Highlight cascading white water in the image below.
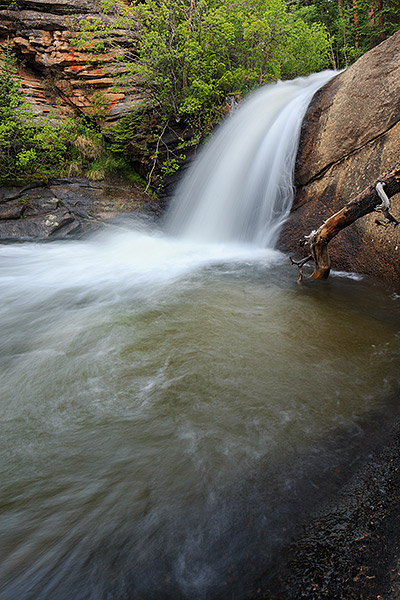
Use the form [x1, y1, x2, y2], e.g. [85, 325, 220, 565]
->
[166, 71, 335, 247]
[1, 71, 400, 600]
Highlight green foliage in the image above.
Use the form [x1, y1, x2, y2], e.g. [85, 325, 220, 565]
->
[71, 0, 399, 189]
[0, 42, 74, 184]
[71, 0, 332, 188]
[73, 0, 331, 135]
[85, 153, 142, 182]
[128, 0, 331, 133]
[161, 155, 186, 178]
[0, 42, 145, 186]
[0, 41, 21, 110]
[106, 109, 160, 157]
[71, 0, 136, 57]
[292, 0, 400, 69]
[280, 20, 332, 78]
[82, 90, 111, 126]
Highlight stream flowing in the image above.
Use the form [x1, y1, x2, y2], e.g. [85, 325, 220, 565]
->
[1, 73, 400, 600]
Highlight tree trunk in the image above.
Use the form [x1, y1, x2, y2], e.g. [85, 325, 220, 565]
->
[376, 0, 386, 40]
[352, 0, 360, 47]
[291, 161, 400, 280]
[338, 0, 349, 66]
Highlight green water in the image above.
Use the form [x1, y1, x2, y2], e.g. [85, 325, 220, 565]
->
[0, 228, 399, 599]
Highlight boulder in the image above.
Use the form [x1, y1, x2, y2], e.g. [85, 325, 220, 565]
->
[0, 0, 147, 122]
[279, 31, 400, 287]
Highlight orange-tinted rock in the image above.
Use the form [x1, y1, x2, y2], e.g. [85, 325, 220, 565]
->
[0, 0, 143, 122]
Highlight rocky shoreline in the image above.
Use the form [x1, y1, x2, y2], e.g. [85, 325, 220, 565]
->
[0, 177, 160, 242]
[251, 414, 400, 599]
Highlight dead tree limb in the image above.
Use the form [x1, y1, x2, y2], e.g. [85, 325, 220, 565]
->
[289, 254, 313, 281]
[292, 160, 400, 281]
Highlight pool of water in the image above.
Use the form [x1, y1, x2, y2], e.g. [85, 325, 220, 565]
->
[0, 222, 399, 599]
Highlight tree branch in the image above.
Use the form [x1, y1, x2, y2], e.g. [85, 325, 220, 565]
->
[145, 120, 169, 193]
[292, 160, 400, 281]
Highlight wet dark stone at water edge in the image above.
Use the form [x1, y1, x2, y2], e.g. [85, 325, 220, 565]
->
[249, 422, 400, 600]
[0, 177, 159, 241]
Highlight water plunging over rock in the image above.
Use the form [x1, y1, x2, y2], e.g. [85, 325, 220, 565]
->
[166, 72, 335, 248]
[0, 70, 399, 600]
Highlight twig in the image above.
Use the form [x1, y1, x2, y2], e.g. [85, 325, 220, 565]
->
[145, 120, 169, 193]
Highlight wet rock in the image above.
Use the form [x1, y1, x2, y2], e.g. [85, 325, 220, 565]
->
[0, 182, 88, 239]
[279, 31, 400, 287]
[249, 421, 400, 600]
[0, 209, 80, 239]
[0, 177, 157, 241]
[0, 204, 23, 219]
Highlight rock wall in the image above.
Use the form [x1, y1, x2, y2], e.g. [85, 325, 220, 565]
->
[0, 0, 147, 122]
[0, 177, 158, 240]
[279, 31, 400, 287]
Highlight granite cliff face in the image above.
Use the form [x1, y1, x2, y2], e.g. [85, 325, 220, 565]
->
[279, 31, 400, 286]
[0, 0, 146, 122]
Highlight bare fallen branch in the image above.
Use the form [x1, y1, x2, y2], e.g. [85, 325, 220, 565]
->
[289, 254, 313, 282]
[291, 160, 400, 280]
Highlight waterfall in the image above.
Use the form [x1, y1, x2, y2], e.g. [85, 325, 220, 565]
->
[2, 70, 400, 600]
[166, 71, 336, 248]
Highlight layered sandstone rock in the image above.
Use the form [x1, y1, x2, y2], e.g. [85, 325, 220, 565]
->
[0, 0, 147, 121]
[279, 31, 400, 287]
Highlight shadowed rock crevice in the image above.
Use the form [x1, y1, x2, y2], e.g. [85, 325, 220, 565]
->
[0, 177, 159, 240]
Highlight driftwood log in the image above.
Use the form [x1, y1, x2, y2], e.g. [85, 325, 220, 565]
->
[290, 161, 400, 281]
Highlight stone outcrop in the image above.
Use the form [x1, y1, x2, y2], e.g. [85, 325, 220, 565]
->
[279, 31, 400, 287]
[0, 0, 192, 186]
[0, 0, 147, 122]
[0, 178, 158, 240]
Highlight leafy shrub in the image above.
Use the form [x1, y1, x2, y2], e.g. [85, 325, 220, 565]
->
[0, 42, 144, 186]
[129, 0, 332, 133]
[0, 42, 73, 184]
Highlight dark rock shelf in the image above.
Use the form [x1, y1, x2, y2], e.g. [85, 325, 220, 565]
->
[0, 177, 158, 241]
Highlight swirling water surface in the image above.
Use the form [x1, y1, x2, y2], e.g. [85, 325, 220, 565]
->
[0, 224, 399, 600]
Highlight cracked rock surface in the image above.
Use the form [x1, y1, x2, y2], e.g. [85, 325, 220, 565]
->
[279, 31, 400, 288]
[0, 177, 158, 241]
[0, 0, 145, 123]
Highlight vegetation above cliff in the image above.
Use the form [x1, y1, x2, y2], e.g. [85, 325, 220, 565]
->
[0, 43, 72, 185]
[131, 0, 330, 131]
[75, 0, 331, 135]
[1, 0, 399, 189]
[70, 0, 333, 190]
[73, 0, 399, 190]
[0, 41, 141, 186]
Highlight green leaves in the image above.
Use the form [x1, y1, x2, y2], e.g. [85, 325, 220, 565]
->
[0, 44, 107, 184]
[0, 107, 73, 184]
[281, 19, 332, 78]
[0, 41, 22, 111]
[70, 0, 334, 188]
[130, 0, 331, 133]
[293, 0, 400, 70]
